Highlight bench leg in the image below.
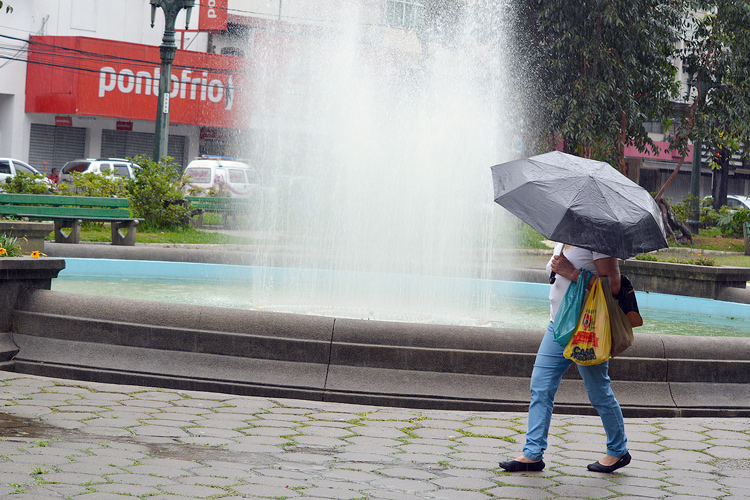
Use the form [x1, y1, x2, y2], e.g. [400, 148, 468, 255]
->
[111, 220, 139, 246]
[53, 220, 82, 244]
[222, 212, 239, 229]
[189, 210, 204, 228]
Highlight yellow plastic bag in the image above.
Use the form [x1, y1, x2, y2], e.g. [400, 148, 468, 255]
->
[563, 277, 611, 366]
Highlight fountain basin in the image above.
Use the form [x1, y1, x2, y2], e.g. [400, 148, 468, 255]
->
[2, 255, 749, 417]
[621, 259, 750, 299]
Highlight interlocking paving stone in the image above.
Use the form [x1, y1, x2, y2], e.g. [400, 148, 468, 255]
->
[233, 483, 302, 497]
[401, 443, 453, 454]
[94, 482, 161, 496]
[378, 467, 438, 480]
[176, 475, 240, 487]
[665, 484, 726, 496]
[705, 446, 750, 459]
[343, 443, 394, 454]
[412, 427, 461, 439]
[610, 484, 676, 497]
[658, 439, 711, 450]
[1, 374, 749, 499]
[430, 489, 497, 500]
[485, 485, 555, 499]
[430, 475, 496, 489]
[159, 483, 230, 496]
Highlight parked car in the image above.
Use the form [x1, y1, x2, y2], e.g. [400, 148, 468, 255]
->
[183, 157, 259, 197]
[726, 194, 750, 211]
[0, 158, 48, 187]
[704, 194, 750, 211]
[60, 158, 140, 183]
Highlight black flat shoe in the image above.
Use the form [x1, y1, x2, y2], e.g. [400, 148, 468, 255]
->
[499, 459, 545, 472]
[587, 452, 631, 473]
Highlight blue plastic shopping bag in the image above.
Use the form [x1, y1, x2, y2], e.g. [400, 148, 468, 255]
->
[553, 268, 592, 347]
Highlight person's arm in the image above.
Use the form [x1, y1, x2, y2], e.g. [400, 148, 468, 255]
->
[550, 254, 621, 295]
[594, 256, 621, 295]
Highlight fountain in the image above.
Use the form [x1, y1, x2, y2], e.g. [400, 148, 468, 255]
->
[242, 2, 521, 321]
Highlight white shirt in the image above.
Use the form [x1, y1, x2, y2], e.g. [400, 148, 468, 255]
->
[547, 243, 609, 321]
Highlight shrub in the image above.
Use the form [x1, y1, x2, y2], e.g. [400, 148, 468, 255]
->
[3, 171, 53, 194]
[717, 207, 749, 238]
[126, 155, 191, 230]
[672, 195, 720, 229]
[57, 171, 128, 198]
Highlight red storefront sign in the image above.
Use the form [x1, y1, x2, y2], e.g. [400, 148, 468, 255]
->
[199, 0, 228, 32]
[116, 120, 133, 131]
[26, 36, 247, 129]
[55, 116, 72, 127]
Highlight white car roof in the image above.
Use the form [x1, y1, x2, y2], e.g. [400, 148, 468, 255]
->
[186, 159, 253, 170]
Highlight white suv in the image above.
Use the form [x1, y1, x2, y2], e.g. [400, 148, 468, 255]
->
[60, 158, 140, 183]
[0, 158, 46, 185]
[183, 157, 259, 197]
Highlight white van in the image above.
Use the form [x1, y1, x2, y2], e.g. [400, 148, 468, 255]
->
[183, 157, 259, 197]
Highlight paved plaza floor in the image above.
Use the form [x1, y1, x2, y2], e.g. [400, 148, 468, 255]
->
[0, 373, 748, 499]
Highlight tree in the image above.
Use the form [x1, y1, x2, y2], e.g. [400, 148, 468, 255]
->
[514, 0, 684, 173]
[0, 2, 12, 13]
[674, 1, 750, 210]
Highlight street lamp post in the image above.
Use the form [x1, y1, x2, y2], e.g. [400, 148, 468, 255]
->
[150, 0, 193, 162]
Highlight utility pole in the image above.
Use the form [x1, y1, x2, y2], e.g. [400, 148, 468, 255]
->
[687, 139, 702, 235]
[150, 0, 194, 162]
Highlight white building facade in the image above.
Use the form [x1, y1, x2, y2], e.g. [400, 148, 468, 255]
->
[0, 0, 423, 174]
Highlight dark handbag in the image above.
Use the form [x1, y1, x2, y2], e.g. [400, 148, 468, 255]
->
[616, 275, 642, 327]
[600, 277, 634, 358]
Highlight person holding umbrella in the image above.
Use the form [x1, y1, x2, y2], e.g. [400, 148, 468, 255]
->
[491, 151, 669, 473]
[499, 243, 630, 473]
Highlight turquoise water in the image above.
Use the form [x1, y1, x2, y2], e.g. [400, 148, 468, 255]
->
[51, 258, 750, 338]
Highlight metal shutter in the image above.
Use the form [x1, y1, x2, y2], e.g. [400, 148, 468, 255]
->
[29, 124, 86, 173]
[101, 130, 186, 169]
[101, 129, 127, 158]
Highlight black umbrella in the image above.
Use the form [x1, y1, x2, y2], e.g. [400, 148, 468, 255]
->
[491, 150, 668, 261]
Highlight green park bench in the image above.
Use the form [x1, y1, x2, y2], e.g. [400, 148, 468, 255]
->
[0, 193, 142, 246]
[186, 196, 253, 228]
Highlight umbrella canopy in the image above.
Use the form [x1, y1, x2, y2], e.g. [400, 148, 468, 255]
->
[491, 151, 668, 260]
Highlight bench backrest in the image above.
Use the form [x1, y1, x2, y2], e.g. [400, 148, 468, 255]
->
[186, 196, 252, 210]
[0, 193, 131, 219]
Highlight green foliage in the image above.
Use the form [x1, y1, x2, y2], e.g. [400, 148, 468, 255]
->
[3, 171, 53, 194]
[516, 224, 549, 249]
[676, 1, 750, 201]
[680, 2, 750, 155]
[0, 233, 23, 256]
[57, 172, 128, 198]
[671, 195, 719, 228]
[126, 155, 191, 230]
[716, 207, 749, 238]
[514, 0, 683, 166]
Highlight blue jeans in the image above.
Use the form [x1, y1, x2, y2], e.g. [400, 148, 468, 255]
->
[522, 321, 628, 461]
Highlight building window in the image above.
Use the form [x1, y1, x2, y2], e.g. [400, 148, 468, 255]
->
[221, 47, 245, 57]
[386, 0, 423, 29]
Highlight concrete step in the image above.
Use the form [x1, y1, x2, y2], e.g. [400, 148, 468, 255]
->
[7, 289, 750, 417]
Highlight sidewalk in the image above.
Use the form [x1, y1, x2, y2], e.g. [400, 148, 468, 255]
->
[1, 373, 748, 499]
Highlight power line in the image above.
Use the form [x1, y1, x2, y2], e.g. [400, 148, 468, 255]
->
[0, 34, 246, 77]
